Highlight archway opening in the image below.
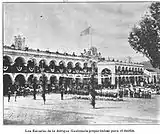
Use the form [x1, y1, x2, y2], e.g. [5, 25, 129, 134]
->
[3, 74, 13, 95]
[75, 62, 81, 73]
[67, 62, 73, 73]
[15, 74, 26, 87]
[14, 57, 26, 72]
[59, 61, 66, 73]
[27, 74, 34, 86]
[49, 75, 58, 93]
[3, 56, 12, 72]
[49, 60, 56, 73]
[50, 75, 57, 85]
[101, 68, 111, 88]
[39, 59, 47, 72]
[27, 59, 36, 73]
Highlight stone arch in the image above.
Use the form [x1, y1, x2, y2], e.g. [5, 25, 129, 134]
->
[75, 62, 82, 68]
[101, 68, 111, 76]
[59, 76, 65, 86]
[49, 60, 57, 66]
[121, 66, 125, 71]
[121, 76, 125, 85]
[27, 74, 34, 85]
[91, 61, 97, 68]
[14, 57, 26, 72]
[39, 74, 48, 82]
[15, 74, 26, 86]
[14, 56, 26, 65]
[28, 58, 37, 65]
[83, 62, 88, 69]
[59, 60, 66, 67]
[67, 61, 74, 68]
[49, 60, 57, 72]
[3, 56, 13, 72]
[39, 59, 48, 72]
[39, 59, 47, 66]
[154, 75, 157, 83]
[126, 76, 130, 83]
[118, 66, 121, 71]
[3, 55, 13, 65]
[135, 68, 137, 72]
[27, 59, 37, 72]
[50, 75, 58, 84]
[3, 74, 13, 95]
[66, 61, 74, 73]
[125, 67, 128, 71]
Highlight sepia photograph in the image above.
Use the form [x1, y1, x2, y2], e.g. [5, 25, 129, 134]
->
[2, 1, 160, 125]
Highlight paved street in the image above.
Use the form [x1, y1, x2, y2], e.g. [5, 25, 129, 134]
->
[3, 93, 160, 125]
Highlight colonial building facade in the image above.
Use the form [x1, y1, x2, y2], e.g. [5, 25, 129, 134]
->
[3, 35, 145, 95]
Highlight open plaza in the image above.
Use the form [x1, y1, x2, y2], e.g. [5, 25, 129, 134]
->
[3, 34, 160, 124]
[4, 93, 160, 125]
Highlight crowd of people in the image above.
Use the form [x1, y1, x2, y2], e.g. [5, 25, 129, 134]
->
[6, 79, 97, 108]
[6, 79, 159, 109]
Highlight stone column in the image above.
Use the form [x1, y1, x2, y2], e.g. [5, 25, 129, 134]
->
[111, 73, 115, 85]
[98, 68, 102, 85]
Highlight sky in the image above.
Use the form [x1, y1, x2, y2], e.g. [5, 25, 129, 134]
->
[4, 2, 152, 62]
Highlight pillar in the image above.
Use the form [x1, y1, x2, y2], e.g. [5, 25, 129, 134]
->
[111, 72, 115, 85]
[98, 68, 102, 85]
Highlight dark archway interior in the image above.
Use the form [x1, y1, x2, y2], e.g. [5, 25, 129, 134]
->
[101, 68, 111, 75]
[15, 74, 26, 87]
[3, 56, 12, 66]
[50, 76, 57, 84]
[3, 75, 12, 95]
[15, 57, 25, 66]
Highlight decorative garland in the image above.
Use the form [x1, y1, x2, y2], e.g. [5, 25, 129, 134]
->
[60, 69, 63, 73]
[83, 68, 87, 73]
[3, 66, 8, 71]
[75, 69, 80, 73]
[51, 68, 55, 72]
[16, 66, 22, 72]
[68, 68, 72, 73]
[29, 67, 34, 72]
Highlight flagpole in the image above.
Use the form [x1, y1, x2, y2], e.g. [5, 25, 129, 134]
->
[89, 25, 92, 49]
[90, 26, 92, 48]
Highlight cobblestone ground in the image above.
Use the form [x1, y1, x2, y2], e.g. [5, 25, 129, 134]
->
[3, 93, 160, 125]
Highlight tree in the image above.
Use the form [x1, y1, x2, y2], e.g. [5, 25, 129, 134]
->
[128, 2, 160, 69]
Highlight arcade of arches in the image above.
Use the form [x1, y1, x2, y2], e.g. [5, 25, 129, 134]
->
[3, 54, 145, 95]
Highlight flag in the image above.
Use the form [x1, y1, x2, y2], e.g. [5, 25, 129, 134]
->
[80, 26, 91, 36]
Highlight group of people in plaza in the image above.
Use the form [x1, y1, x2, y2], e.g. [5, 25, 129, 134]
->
[6, 74, 158, 109]
[7, 83, 19, 102]
[6, 77, 97, 108]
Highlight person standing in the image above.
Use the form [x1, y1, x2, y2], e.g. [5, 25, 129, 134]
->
[90, 88, 96, 109]
[23, 85, 27, 97]
[14, 86, 18, 102]
[42, 91, 46, 104]
[7, 85, 11, 102]
[60, 83, 65, 100]
[42, 80, 46, 104]
[33, 83, 37, 100]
